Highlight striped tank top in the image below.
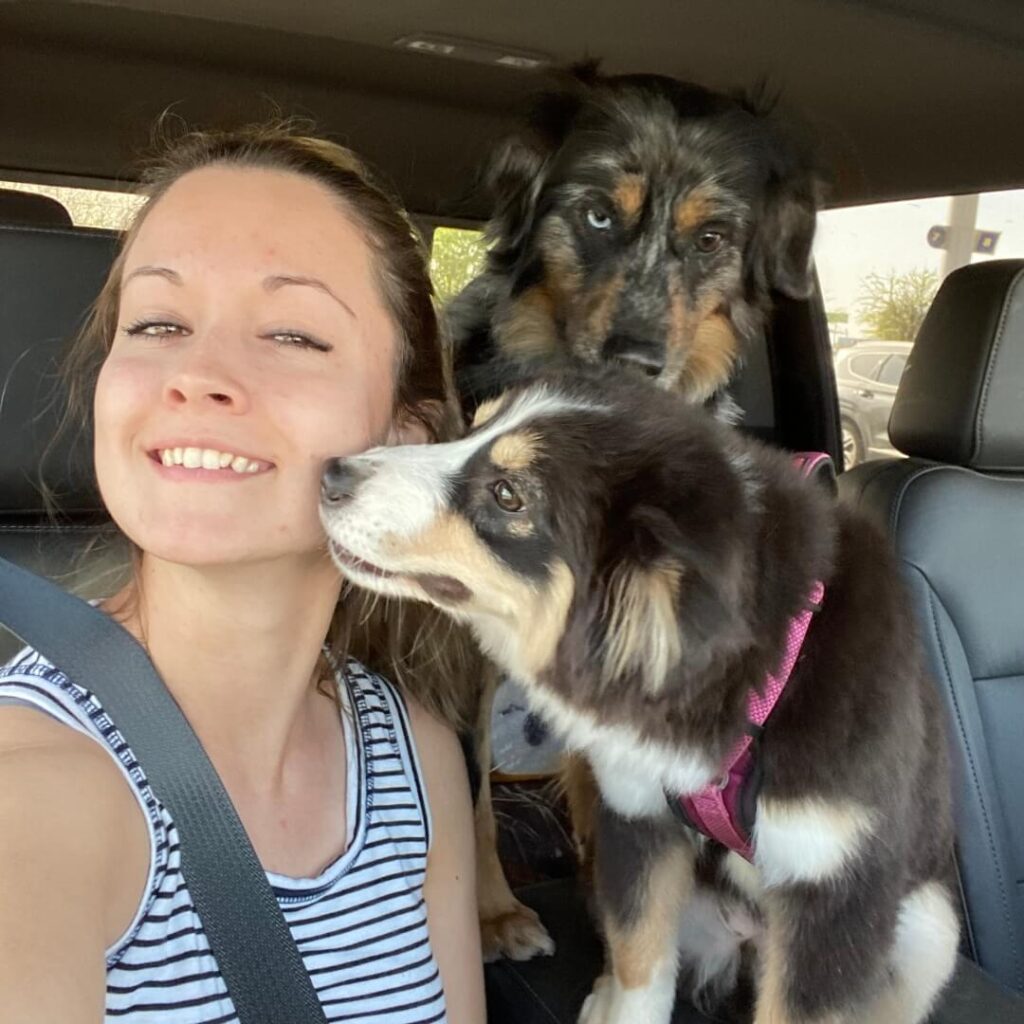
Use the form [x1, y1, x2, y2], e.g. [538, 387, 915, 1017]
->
[0, 646, 448, 1024]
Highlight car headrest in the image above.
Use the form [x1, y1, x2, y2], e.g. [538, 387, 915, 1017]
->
[890, 260, 1024, 471]
[0, 224, 119, 519]
[0, 188, 73, 228]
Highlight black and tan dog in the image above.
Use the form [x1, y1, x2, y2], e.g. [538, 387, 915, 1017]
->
[320, 369, 959, 1024]
[446, 64, 823, 961]
[448, 64, 820, 424]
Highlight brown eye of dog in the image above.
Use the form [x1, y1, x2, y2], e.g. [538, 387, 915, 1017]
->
[493, 480, 525, 513]
[696, 230, 724, 253]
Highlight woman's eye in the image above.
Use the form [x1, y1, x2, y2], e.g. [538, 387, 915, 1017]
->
[695, 230, 725, 254]
[586, 208, 613, 231]
[270, 331, 332, 353]
[122, 320, 185, 338]
[492, 479, 525, 513]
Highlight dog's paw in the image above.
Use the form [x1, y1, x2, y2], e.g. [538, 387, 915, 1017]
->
[578, 975, 612, 1024]
[480, 900, 555, 962]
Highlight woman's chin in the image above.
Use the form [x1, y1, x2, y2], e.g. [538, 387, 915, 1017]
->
[117, 518, 319, 572]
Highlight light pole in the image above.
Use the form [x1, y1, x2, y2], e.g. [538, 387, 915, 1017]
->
[941, 193, 979, 279]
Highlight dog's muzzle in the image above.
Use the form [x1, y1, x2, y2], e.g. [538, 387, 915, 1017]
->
[321, 456, 373, 506]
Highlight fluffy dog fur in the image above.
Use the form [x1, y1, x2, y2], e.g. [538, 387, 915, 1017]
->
[320, 369, 958, 1024]
[448, 64, 821, 423]
[444, 64, 823, 961]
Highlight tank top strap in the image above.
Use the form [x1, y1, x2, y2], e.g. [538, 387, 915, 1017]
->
[340, 658, 433, 853]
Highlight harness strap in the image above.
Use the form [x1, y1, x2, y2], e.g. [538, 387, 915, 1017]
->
[677, 579, 824, 859]
[670, 451, 831, 861]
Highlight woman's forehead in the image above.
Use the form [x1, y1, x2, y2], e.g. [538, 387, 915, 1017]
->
[123, 165, 374, 284]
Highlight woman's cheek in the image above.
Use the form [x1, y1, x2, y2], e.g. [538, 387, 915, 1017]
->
[95, 350, 159, 428]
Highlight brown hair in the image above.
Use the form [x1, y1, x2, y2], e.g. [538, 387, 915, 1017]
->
[62, 120, 477, 719]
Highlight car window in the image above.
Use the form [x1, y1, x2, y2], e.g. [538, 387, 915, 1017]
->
[428, 225, 487, 304]
[848, 353, 887, 380]
[877, 354, 907, 388]
[816, 186, 1024, 466]
[0, 178, 144, 229]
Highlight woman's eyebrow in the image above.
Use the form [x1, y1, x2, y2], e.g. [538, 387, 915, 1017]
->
[264, 274, 357, 320]
[123, 265, 182, 287]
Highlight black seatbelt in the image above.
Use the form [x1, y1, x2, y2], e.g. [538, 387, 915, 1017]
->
[0, 556, 328, 1024]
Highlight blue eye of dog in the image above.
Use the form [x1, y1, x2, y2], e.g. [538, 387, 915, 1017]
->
[696, 230, 724, 253]
[492, 480, 525, 513]
[586, 208, 613, 231]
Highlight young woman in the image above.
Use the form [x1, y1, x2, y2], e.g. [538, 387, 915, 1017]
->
[0, 125, 484, 1023]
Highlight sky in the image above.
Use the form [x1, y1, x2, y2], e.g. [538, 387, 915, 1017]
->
[814, 188, 1024, 336]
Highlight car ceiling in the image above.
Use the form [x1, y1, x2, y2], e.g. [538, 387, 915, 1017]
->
[1, 0, 1022, 219]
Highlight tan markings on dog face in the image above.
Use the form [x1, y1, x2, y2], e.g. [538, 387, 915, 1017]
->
[566, 270, 627, 361]
[472, 396, 506, 429]
[605, 841, 694, 990]
[490, 431, 541, 472]
[674, 186, 716, 234]
[515, 559, 575, 677]
[385, 510, 574, 680]
[602, 561, 683, 692]
[494, 283, 561, 360]
[754, 799, 878, 888]
[388, 511, 498, 601]
[538, 216, 583, 301]
[613, 173, 647, 225]
[506, 518, 536, 538]
[684, 312, 739, 403]
[662, 267, 738, 403]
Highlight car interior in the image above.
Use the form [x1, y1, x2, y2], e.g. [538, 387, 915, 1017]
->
[1, 2, 1023, 1021]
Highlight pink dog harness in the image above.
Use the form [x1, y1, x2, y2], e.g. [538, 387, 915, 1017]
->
[669, 452, 831, 861]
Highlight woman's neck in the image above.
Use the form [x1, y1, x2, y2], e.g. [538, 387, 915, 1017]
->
[108, 549, 344, 790]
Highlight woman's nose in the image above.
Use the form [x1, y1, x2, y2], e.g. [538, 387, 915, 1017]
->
[162, 338, 247, 410]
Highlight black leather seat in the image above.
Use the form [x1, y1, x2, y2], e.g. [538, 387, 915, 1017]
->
[840, 259, 1024, 995]
[0, 223, 126, 661]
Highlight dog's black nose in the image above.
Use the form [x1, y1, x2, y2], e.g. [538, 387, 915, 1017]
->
[321, 457, 370, 504]
[602, 334, 666, 377]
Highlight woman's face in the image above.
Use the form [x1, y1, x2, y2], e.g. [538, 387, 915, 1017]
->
[95, 165, 404, 568]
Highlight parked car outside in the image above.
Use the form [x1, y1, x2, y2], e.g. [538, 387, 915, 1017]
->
[834, 339, 912, 468]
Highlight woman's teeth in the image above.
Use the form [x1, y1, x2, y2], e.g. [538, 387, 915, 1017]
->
[158, 447, 264, 473]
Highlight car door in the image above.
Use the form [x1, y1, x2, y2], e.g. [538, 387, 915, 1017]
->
[843, 351, 891, 455]
[870, 353, 908, 454]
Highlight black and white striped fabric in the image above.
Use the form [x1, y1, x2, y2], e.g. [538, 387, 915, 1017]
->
[0, 649, 447, 1024]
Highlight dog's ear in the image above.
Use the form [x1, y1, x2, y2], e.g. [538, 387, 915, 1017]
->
[483, 135, 548, 275]
[602, 557, 683, 695]
[752, 167, 821, 300]
[601, 502, 747, 691]
[746, 106, 825, 301]
[484, 80, 587, 277]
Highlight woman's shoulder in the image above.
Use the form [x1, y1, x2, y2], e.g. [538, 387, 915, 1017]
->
[0, 699, 149, 931]
[0, 666, 144, 857]
[0, 650, 152, 948]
